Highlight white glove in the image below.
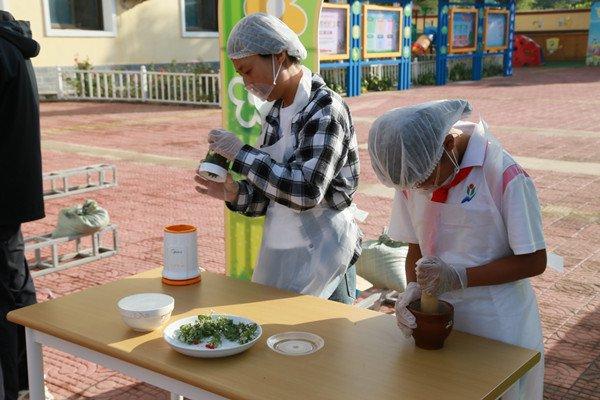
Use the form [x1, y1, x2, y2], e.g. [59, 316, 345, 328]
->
[208, 129, 244, 161]
[395, 282, 421, 338]
[416, 256, 467, 297]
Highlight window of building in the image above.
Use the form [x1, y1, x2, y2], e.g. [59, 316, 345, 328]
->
[181, 0, 218, 37]
[49, 0, 104, 30]
[43, 0, 116, 37]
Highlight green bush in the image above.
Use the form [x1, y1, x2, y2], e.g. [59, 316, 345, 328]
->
[362, 74, 394, 92]
[414, 71, 436, 86]
[448, 62, 472, 81]
[66, 57, 97, 97]
[483, 63, 504, 77]
[75, 56, 93, 71]
[321, 74, 345, 95]
[331, 84, 345, 94]
[147, 61, 217, 75]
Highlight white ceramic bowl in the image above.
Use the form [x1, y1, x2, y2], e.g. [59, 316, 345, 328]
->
[117, 293, 175, 332]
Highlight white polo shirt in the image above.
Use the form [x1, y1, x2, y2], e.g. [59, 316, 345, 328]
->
[388, 121, 546, 256]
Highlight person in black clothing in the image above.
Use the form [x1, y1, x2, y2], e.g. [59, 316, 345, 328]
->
[0, 11, 45, 400]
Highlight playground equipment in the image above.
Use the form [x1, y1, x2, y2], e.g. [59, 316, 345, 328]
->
[513, 34, 543, 67]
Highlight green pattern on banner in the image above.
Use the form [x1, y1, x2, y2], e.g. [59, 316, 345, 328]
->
[352, 25, 361, 40]
[219, 0, 322, 280]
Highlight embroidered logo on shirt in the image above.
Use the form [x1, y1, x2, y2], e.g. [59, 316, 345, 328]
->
[461, 183, 477, 203]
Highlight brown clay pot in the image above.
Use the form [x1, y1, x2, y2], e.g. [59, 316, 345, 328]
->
[407, 299, 454, 350]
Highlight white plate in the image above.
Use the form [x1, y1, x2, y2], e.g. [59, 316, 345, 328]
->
[266, 332, 324, 356]
[163, 315, 262, 358]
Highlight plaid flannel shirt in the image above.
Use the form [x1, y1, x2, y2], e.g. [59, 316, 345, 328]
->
[227, 73, 361, 264]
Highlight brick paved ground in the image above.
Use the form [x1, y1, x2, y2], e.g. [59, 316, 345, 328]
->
[22, 65, 600, 399]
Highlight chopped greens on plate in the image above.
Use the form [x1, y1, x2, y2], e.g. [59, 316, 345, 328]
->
[176, 315, 259, 349]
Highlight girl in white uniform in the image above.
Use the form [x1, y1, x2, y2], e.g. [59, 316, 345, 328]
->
[368, 100, 546, 399]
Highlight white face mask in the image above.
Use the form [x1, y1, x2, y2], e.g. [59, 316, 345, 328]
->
[416, 148, 460, 193]
[437, 148, 460, 187]
[245, 55, 283, 101]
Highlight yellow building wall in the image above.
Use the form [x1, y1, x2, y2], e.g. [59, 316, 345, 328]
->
[413, 9, 590, 34]
[7, 0, 219, 67]
[516, 10, 590, 32]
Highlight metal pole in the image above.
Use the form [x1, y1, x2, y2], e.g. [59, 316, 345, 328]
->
[25, 329, 45, 400]
[398, 0, 413, 90]
[435, 0, 449, 85]
[141, 65, 148, 101]
[347, 1, 362, 97]
[472, 0, 485, 81]
[57, 67, 63, 98]
[504, 0, 516, 77]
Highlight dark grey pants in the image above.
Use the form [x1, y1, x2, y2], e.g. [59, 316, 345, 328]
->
[0, 224, 37, 400]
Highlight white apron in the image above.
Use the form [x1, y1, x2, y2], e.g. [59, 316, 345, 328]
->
[409, 122, 544, 399]
[251, 68, 361, 298]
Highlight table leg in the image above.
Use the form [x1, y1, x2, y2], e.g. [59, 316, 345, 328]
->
[170, 394, 184, 400]
[25, 328, 45, 400]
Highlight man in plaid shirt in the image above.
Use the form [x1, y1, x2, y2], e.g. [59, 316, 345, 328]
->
[195, 13, 362, 304]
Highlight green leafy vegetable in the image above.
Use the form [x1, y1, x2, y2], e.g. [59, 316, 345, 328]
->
[176, 315, 259, 349]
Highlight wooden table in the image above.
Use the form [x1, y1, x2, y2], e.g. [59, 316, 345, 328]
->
[8, 268, 540, 400]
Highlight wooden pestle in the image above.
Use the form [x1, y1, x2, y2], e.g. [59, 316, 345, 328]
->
[420, 292, 439, 314]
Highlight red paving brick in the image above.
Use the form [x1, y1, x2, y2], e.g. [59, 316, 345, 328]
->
[20, 66, 600, 399]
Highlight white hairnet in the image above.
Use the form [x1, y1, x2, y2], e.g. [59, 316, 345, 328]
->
[227, 13, 307, 60]
[368, 99, 473, 189]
